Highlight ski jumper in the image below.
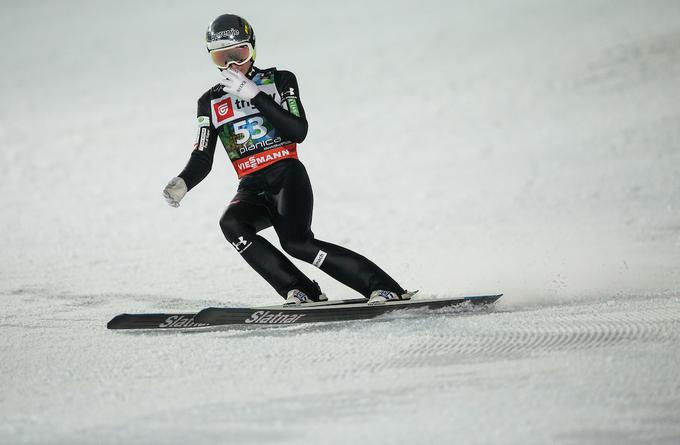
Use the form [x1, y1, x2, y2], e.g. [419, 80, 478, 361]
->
[177, 67, 405, 300]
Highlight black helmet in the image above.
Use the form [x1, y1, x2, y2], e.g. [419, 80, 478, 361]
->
[206, 14, 256, 58]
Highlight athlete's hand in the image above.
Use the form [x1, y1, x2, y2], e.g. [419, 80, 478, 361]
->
[220, 68, 260, 100]
[163, 177, 188, 208]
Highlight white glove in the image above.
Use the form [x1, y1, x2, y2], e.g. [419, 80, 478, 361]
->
[163, 177, 188, 208]
[219, 68, 260, 100]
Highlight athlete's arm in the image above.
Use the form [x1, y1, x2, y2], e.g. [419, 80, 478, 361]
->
[251, 70, 308, 143]
[177, 92, 219, 191]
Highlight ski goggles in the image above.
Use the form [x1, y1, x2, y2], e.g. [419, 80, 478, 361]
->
[209, 43, 254, 69]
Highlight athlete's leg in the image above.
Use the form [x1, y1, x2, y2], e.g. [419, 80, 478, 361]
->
[219, 201, 318, 299]
[272, 161, 405, 298]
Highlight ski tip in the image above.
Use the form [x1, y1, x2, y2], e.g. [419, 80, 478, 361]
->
[463, 294, 503, 304]
[194, 307, 218, 324]
[107, 314, 127, 330]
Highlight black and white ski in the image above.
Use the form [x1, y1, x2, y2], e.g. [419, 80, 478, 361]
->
[107, 294, 502, 330]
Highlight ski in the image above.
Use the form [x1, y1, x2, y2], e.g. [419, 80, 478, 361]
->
[106, 297, 368, 330]
[195, 294, 502, 326]
[107, 294, 502, 330]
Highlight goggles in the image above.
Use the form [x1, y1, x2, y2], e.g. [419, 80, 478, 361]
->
[209, 43, 254, 69]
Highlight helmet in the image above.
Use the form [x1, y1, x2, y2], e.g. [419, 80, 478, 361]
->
[206, 14, 256, 68]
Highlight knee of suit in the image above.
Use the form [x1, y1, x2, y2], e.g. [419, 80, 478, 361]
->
[219, 211, 247, 241]
[280, 238, 315, 261]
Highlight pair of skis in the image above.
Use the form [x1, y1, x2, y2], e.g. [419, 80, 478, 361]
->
[107, 294, 503, 330]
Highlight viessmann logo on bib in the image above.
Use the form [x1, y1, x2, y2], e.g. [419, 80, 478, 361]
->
[212, 97, 234, 125]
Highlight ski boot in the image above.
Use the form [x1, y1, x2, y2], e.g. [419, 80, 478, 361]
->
[284, 281, 328, 305]
[367, 289, 418, 305]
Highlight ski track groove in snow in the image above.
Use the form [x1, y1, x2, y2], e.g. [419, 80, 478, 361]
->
[389, 301, 680, 367]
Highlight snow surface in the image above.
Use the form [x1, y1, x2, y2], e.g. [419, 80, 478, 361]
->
[1, 0, 679, 443]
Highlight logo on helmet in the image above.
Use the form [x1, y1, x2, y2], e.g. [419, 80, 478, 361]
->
[214, 28, 239, 40]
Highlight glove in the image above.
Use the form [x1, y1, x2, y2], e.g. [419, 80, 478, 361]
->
[220, 68, 260, 100]
[163, 177, 188, 208]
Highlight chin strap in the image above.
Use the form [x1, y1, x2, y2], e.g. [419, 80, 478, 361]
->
[246, 63, 256, 78]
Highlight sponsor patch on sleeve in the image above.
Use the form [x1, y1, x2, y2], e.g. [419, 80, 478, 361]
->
[286, 98, 301, 117]
[281, 87, 296, 100]
[193, 127, 209, 151]
[197, 115, 210, 127]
